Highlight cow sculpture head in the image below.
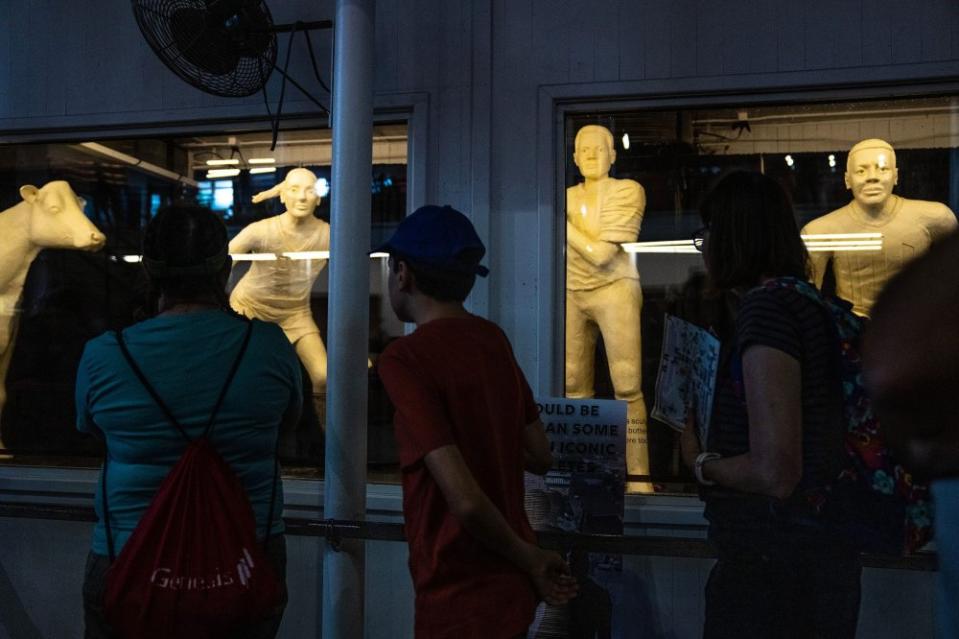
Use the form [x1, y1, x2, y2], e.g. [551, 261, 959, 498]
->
[20, 181, 106, 251]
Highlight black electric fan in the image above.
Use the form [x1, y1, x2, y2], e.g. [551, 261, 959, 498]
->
[132, 0, 279, 97]
[132, 0, 332, 145]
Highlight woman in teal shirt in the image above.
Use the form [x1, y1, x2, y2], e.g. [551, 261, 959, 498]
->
[76, 204, 302, 639]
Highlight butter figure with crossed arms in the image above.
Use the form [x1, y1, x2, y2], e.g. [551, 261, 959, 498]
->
[566, 124, 650, 492]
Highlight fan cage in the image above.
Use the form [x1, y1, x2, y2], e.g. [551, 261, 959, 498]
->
[132, 0, 278, 98]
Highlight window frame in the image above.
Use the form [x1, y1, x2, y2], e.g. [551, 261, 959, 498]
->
[538, 79, 959, 498]
[0, 96, 428, 482]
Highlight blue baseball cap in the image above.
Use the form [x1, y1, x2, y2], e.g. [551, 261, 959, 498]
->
[373, 205, 490, 277]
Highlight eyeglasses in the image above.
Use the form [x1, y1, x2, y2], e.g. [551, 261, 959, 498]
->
[691, 227, 709, 252]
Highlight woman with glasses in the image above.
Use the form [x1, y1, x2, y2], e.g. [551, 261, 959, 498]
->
[680, 171, 861, 638]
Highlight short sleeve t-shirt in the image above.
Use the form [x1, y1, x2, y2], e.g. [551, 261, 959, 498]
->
[704, 284, 844, 525]
[230, 216, 330, 312]
[377, 315, 540, 639]
[76, 311, 302, 556]
[802, 197, 958, 316]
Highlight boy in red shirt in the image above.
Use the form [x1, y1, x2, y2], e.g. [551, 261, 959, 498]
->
[376, 205, 577, 638]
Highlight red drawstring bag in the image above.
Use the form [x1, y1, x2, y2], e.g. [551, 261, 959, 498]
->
[100, 321, 284, 638]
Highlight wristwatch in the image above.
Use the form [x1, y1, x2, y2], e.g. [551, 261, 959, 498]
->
[694, 452, 721, 486]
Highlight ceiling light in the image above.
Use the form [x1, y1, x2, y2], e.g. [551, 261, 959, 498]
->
[316, 177, 330, 198]
[800, 232, 882, 240]
[206, 158, 240, 166]
[621, 133, 630, 150]
[282, 251, 331, 260]
[250, 167, 277, 174]
[206, 168, 240, 178]
[76, 142, 197, 187]
[248, 158, 276, 164]
[622, 240, 698, 254]
[231, 253, 279, 261]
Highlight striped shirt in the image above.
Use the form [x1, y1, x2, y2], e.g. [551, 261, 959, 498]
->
[704, 284, 844, 524]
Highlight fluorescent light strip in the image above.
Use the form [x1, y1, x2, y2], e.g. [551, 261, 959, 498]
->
[625, 233, 883, 250]
[231, 253, 278, 261]
[282, 251, 331, 260]
[623, 234, 884, 255]
[250, 167, 277, 174]
[801, 232, 883, 240]
[78, 142, 198, 187]
[810, 245, 883, 252]
[622, 241, 696, 253]
[248, 158, 276, 164]
[804, 241, 883, 249]
[627, 246, 700, 254]
[232, 252, 389, 261]
[624, 239, 695, 248]
[206, 168, 240, 178]
[625, 245, 883, 255]
[206, 158, 240, 166]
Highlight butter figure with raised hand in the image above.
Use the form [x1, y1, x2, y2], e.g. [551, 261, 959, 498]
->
[229, 168, 330, 426]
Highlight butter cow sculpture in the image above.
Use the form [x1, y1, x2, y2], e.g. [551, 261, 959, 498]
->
[565, 125, 650, 492]
[0, 181, 106, 447]
[802, 138, 957, 317]
[228, 168, 331, 426]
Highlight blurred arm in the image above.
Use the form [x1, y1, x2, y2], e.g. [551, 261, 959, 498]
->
[688, 345, 803, 500]
[523, 418, 553, 475]
[425, 445, 577, 604]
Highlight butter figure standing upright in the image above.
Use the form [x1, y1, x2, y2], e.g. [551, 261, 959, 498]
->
[565, 124, 650, 492]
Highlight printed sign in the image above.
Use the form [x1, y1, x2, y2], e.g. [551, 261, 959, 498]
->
[526, 397, 626, 639]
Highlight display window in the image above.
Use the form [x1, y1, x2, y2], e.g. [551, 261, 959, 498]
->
[0, 124, 409, 479]
[563, 95, 959, 495]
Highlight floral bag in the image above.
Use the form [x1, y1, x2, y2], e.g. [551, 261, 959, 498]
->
[763, 277, 933, 555]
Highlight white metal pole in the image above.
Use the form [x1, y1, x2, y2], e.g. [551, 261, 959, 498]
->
[322, 0, 375, 637]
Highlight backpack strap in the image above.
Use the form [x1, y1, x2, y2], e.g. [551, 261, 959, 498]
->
[202, 320, 255, 438]
[263, 433, 281, 550]
[755, 276, 823, 306]
[102, 318, 256, 560]
[114, 318, 254, 440]
[99, 432, 117, 562]
[115, 330, 190, 441]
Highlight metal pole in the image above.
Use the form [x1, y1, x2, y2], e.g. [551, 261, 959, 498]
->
[322, 0, 374, 637]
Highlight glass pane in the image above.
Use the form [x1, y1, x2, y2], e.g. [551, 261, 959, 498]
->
[0, 124, 408, 479]
[564, 95, 959, 495]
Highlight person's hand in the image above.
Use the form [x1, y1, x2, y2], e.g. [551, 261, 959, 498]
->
[679, 411, 701, 471]
[524, 546, 578, 606]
